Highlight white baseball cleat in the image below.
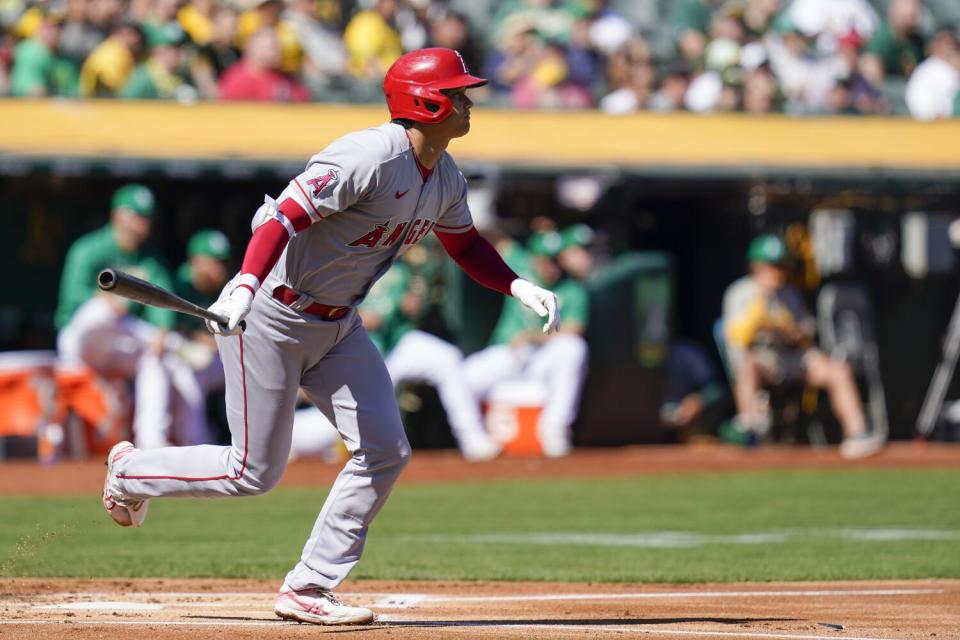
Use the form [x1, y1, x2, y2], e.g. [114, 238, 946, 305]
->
[102, 441, 149, 527]
[274, 583, 374, 625]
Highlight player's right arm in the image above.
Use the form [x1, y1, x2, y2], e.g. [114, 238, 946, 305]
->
[205, 200, 315, 335]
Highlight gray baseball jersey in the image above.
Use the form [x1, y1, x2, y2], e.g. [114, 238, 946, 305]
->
[268, 122, 474, 307]
[111, 121, 476, 593]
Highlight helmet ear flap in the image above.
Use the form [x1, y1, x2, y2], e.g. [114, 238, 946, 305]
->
[388, 85, 451, 123]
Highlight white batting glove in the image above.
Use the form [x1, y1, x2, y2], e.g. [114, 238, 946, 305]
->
[510, 278, 560, 334]
[206, 279, 256, 336]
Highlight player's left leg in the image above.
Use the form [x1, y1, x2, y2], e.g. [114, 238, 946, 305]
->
[527, 334, 589, 457]
[274, 316, 408, 624]
[289, 315, 411, 591]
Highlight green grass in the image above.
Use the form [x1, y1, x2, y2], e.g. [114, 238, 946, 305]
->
[1, 469, 958, 582]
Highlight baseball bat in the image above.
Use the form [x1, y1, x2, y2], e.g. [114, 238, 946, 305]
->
[97, 268, 245, 331]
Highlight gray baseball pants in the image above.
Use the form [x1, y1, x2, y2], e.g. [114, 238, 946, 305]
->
[112, 292, 411, 590]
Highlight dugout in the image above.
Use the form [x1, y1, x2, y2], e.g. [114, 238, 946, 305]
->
[2, 102, 960, 446]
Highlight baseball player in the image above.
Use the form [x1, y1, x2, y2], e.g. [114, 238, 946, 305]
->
[101, 48, 559, 625]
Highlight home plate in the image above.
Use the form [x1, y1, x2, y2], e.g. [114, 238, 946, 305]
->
[35, 601, 164, 611]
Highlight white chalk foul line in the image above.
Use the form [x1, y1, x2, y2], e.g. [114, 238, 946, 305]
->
[0, 618, 909, 639]
[408, 588, 943, 604]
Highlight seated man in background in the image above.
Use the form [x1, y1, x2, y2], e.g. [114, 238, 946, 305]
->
[463, 225, 591, 457]
[55, 184, 185, 449]
[722, 234, 884, 459]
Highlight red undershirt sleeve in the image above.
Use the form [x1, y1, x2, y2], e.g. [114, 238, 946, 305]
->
[238, 218, 288, 290]
[237, 199, 312, 291]
[434, 226, 518, 296]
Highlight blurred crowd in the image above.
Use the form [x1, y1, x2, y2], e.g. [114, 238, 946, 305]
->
[0, 0, 958, 119]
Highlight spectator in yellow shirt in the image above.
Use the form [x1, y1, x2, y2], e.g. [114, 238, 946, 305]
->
[343, 0, 402, 80]
[79, 21, 145, 97]
[721, 234, 884, 459]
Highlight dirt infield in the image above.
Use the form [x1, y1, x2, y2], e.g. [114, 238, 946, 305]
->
[1, 578, 958, 639]
[3, 443, 958, 638]
[2, 441, 958, 496]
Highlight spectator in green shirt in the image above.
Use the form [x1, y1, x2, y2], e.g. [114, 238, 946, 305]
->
[860, 0, 924, 90]
[10, 14, 78, 96]
[462, 224, 591, 457]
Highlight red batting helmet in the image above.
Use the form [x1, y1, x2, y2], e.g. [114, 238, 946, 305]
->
[383, 48, 488, 124]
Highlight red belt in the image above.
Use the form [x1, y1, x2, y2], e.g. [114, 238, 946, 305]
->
[272, 285, 350, 320]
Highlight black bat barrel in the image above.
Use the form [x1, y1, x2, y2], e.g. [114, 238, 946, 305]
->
[96, 267, 243, 332]
[98, 268, 119, 291]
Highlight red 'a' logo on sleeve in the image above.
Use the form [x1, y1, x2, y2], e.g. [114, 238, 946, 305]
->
[306, 169, 339, 197]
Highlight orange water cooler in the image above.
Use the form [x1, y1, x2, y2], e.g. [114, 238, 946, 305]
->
[484, 380, 547, 456]
[0, 351, 57, 459]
